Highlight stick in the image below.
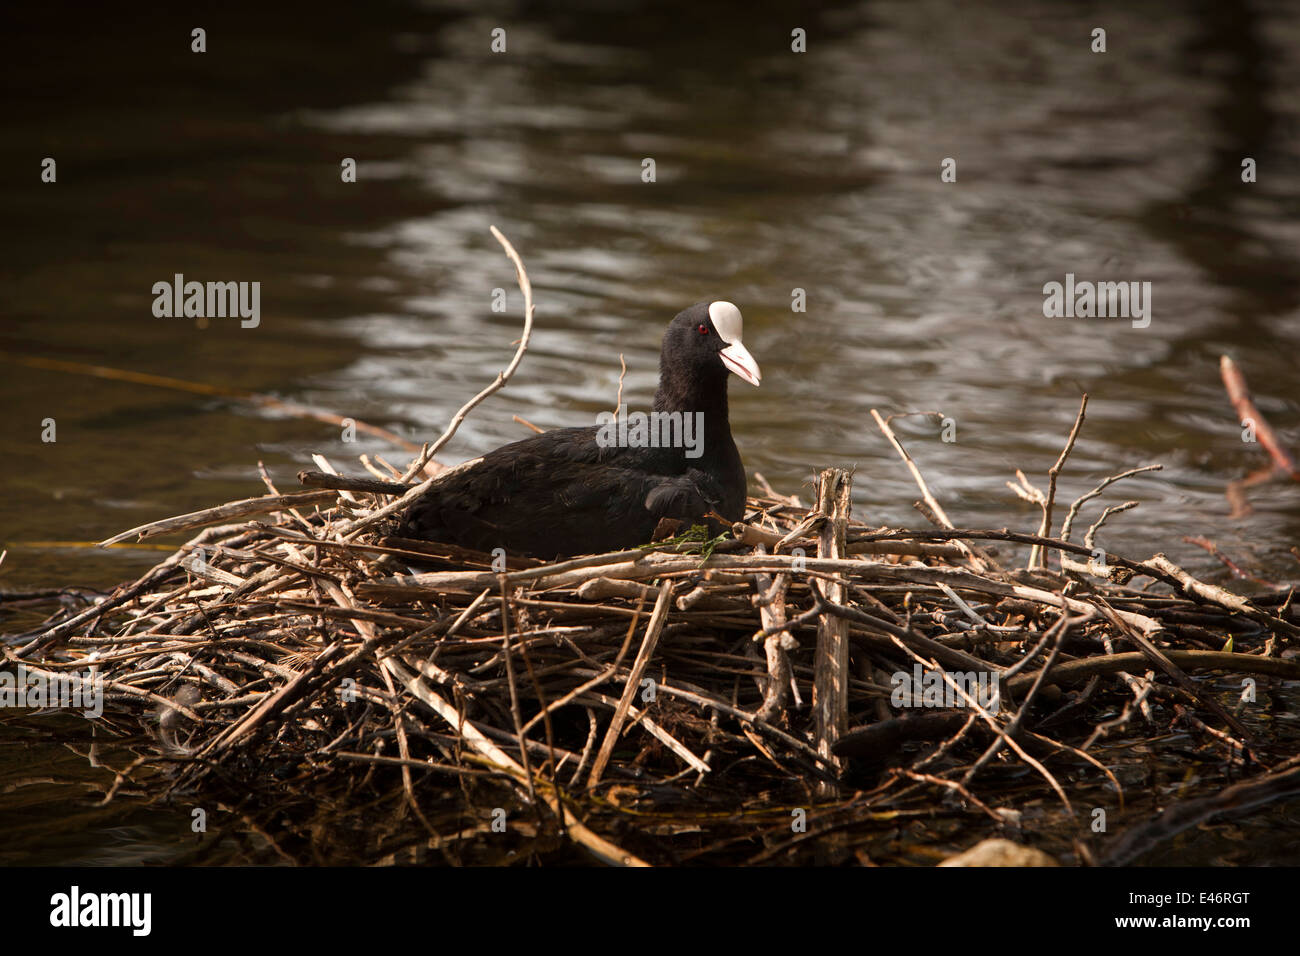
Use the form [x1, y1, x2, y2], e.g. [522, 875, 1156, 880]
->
[385, 657, 648, 866]
[1143, 553, 1300, 638]
[18, 523, 248, 657]
[1103, 756, 1300, 865]
[296, 470, 408, 495]
[1060, 463, 1162, 542]
[751, 550, 793, 723]
[871, 409, 990, 571]
[1005, 650, 1300, 691]
[812, 469, 851, 795]
[870, 409, 955, 528]
[0, 352, 421, 452]
[588, 579, 673, 786]
[338, 226, 536, 537]
[1220, 355, 1298, 478]
[98, 492, 337, 547]
[1030, 393, 1087, 569]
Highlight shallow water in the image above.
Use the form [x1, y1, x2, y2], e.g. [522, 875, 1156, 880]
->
[2, 0, 1298, 864]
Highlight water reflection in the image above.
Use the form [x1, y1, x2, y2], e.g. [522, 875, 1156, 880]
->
[295, 0, 1300, 579]
[2, 0, 1299, 864]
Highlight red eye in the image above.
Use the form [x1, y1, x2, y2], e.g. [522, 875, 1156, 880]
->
[697, 323, 709, 335]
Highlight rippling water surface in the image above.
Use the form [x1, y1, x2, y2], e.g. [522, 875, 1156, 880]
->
[2, 0, 1298, 863]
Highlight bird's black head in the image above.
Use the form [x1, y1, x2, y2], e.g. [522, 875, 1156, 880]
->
[660, 300, 762, 391]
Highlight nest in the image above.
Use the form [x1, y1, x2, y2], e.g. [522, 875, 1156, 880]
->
[7, 450, 1300, 866]
[6, 235, 1299, 865]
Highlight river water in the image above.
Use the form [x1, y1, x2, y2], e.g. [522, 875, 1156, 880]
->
[2, 0, 1298, 864]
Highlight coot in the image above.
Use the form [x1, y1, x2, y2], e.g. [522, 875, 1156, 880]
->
[395, 300, 760, 558]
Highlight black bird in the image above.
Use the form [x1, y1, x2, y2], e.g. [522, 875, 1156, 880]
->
[395, 300, 761, 558]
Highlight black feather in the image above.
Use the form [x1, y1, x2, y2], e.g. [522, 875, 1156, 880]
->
[396, 301, 753, 558]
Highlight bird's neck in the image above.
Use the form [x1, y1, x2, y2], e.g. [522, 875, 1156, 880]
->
[653, 369, 735, 450]
[654, 366, 728, 410]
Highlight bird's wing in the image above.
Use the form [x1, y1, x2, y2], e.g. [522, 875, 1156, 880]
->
[398, 427, 725, 555]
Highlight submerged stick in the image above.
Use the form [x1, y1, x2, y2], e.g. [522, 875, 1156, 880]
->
[0, 352, 421, 452]
[1103, 756, 1300, 866]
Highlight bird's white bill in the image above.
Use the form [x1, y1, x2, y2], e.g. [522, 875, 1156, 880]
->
[720, 340, 761, 386]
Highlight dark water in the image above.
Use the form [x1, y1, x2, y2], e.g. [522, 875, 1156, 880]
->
[2, 0, 1298, 864]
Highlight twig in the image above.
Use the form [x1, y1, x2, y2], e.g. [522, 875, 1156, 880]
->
[0, 352, 421, 452]
[1060, 464, 1162, 542]
[612, 353, 627, 417]
[812, 469, 851, 796]
[588, 579, 673, 786]
[751, 550, 793, 723]
[297, 470, 407, 495]
[871, 408, 990, 571]
[339, 225, 536, 536]
[1029, 393, 1087, 569]
[98, 492, 336, 547]
[384, 658, 649, 866]
[1220, 355, 1298, 478]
